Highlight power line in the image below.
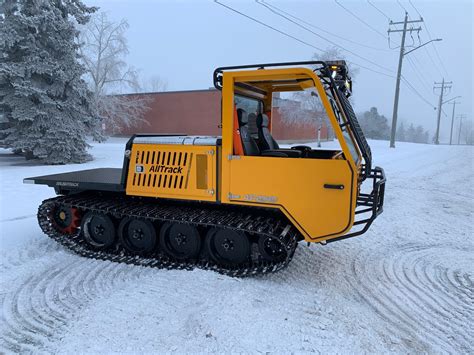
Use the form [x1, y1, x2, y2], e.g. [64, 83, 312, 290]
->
[369, 1, 438, 84]
[257, 1, 394, 73]
[400, 1, 442, 77]
[367, 0, 391, 21]
[369, 3, 436, 116]
[410, 55, 432, 88]
[334, 0, 388, 40]
[401, 75, 435, 109]
[408, 0, 422, 17]
[358, 1, 442, 128]
[384, 19, 431, 92]
[405, 56, 431, 93]
[213, 0, 325, 53]
[262, 0, 390, 52]
[408, 0, 449, 77]
[214, 0, 395, 78]
[396, 0, 409, 13]
[366, 0, 397, 49]
[214, 0, 437, 111]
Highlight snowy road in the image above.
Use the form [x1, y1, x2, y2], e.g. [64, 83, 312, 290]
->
[1, 140, 473, 353]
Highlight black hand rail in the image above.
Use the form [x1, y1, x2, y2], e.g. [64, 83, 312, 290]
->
[213, 60, 328, 90]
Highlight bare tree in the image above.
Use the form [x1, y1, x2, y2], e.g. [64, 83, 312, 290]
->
[98, 94, 152, 135]
[277, 92, 329, 145]
[78, 12, 150, 134]
[139, 75, 168, 93]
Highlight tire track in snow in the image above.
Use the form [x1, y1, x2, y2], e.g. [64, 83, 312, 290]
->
[0, 253, 145, 353]
[345, 243, 474, 353]
[1, 238, 61, 274]
[56, 248, 361, 353]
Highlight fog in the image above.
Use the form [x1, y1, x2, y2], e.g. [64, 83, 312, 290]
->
[89, 0, 473, 143]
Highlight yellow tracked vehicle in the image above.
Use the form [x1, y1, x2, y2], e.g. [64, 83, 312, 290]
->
[25, 61, 386, 276]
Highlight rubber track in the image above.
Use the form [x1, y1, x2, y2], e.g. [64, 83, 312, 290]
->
[37, 193, 300, 277]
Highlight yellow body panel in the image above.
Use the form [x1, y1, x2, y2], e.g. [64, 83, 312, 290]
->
[126, 143, 217, 202]
[227, 156, 356, 241]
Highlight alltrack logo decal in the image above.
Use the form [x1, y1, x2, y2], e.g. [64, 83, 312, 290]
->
[148, 165, 183, 174]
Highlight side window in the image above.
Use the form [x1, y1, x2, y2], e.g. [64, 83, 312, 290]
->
[271, 91, 336, 147]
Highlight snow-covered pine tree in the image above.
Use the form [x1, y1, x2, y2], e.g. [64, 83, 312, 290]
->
[396, 122, 406, 142]
[0, 0, 101, 164]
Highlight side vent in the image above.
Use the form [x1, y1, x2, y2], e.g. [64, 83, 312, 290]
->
[132, 149, 189, 190]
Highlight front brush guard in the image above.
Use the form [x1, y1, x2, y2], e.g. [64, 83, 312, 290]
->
[327, 166, 386, 243]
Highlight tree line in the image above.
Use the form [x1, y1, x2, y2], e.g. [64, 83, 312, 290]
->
[358, 107, 431, 144]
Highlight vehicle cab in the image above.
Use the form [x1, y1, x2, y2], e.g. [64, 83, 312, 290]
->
[214, 61, 385, 243]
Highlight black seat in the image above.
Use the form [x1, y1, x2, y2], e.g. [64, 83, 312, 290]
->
[256, 113, 301, 158]
[237, 109, 260, 156]
[256, 113, 279, 150]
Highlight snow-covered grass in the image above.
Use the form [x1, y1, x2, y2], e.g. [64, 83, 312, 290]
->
[1, 139, 473, 353]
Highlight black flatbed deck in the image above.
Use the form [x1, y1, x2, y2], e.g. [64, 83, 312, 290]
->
[23, 168, 124, 192]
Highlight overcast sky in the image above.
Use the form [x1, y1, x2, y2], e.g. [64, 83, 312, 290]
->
[88, 0, 472, 142]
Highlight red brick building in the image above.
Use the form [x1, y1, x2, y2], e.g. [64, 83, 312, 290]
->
[117, 89, 329, 142]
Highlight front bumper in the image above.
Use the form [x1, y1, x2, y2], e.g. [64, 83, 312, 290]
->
[328, 166, 386, 242]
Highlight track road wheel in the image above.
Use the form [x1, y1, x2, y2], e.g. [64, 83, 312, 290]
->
[51, 205, 81, 234]
[119, 218, 157, 254]
[206, 228, 250, 265]
[159, 222, 201, 260]
[81, 212, 116, 249]
[258, 235, 286, 262]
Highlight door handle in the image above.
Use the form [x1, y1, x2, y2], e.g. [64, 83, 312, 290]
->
[324, 184, 344, 190]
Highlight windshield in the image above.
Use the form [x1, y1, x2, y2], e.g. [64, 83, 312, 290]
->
[271, 88, 336, 143]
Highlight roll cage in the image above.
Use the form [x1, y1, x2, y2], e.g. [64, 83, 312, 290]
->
[213, 60, 372, 180]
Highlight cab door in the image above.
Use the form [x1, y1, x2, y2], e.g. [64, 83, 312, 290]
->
[226, 155, 354, 241]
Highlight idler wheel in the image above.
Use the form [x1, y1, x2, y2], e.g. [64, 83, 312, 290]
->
[119, 218, 157, 254]
[81, 212, 116, 249]
[258, 235, 286, 262]
[159, 222, 201, 260]
[206, 228, 250, 264]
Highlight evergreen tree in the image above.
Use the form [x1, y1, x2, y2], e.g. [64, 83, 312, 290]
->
[423, 130, 429, 144]
[0, 0, 100, 164]
[414, 125, 425, 143]
[406, 123, 416, 142]
[359, 107, 390, 140]
[397, 121, 406, 142]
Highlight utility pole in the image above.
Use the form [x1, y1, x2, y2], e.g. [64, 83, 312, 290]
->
[457, 114, 467, 144]
[388, 13, 424, 148]
[448, 100, 460, 145]
[433, 79, 453, 144]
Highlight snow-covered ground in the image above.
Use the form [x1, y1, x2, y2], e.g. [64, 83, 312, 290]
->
[1, 139, 473, 353]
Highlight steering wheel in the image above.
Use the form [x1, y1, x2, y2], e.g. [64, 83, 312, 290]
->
[291, 145, 312, 152]
[332, 151, 344, 159]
